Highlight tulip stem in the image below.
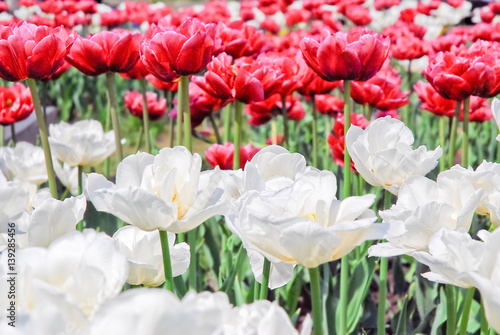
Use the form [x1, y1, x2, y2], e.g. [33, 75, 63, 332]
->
[0, 126, 4, 146]
[343, 80, 351, 199]
[448, 100, 461, 167]
[27, 78, 58, 198]
[259, 258, 271, 300]
[188, 228, 197, 291]
[377, 190, 391, 335]
[281, 94, 289, 148]
[480, 297, 488, 334]
[439, 116, 447, 172]
[311, 93, 318, 167]
[233, 100, 244, 170]
[77, 165, 83, 231]
[446, 284, 457, 335]
[271, 118, 278, 145]
[105, 72, 123, 162]
[10, 123, 15, 146]
[458, 288, 475, 335]
[462, 97, 470, 167]
[159, 229, 174, 292]
[140, 78, 152, 153]
[180, 76, 192, 152]
[208, 113, 222, 144]
[339, 257, 349, 335]
[309, 266, 323, 335]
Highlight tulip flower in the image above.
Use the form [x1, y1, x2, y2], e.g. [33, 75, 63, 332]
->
[113, 225, 190, 287]
[48, 120, 115, 167]
[346, 116, 443, 194]
[0, 141, 47, 186]
[0, 173, 28, 234]
[0, 83, 33, 127]
[368, 172, 485, 257]
[16, 192, 86, 248]
[246, 94, 305, 126]
[124, 90, 166, 121]
[205, 142, 260, 170]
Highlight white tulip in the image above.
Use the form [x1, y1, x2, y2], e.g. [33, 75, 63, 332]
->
[54, 160, 80, 195]
[0, 173, 28, 234]
[369, 173, 485, 257]
[492, 98, 500, 142]
[49, 119, 115, 167]
[86, 147, 225, 233]
[346, 116, 442, 195]
[0, 142, 47, 185]
[113, 225, 190, 287]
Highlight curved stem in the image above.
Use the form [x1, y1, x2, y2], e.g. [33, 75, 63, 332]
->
[105, 72, 123, 162]
[309, 266, 323, 335]
[459, 288, 475, 335]
[448, 100, 461, 167]
[27, 78, 58, 198]
[209, 113, 222, 144]
[139, 78, 151, 153]
[446, 285, 457, 335]
[343, 80, 351, 199]
[233, 100, 244, 170]
[159, 229, 174, 292]
[281, 94, 289, 148]
[259, 258, 271, 300]
[462, 96, 470, 167]
[311, 93, 318, 167]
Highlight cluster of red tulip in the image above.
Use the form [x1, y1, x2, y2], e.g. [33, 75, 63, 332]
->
[0, 0, 499, 171]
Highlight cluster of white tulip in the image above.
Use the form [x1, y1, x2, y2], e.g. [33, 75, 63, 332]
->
[3, 98, 500, 333]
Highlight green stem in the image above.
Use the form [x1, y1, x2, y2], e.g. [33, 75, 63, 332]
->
[339, 257, 349, 335]
[0, 125, 4, 146]
[462, 96, 470, 167]
[223, 102, 232, 143]
[439, 116, 447, 172]
[26, 78, 58, 198]
[134, 126, 143, 153]
[311, 93, 318, 167]
[343, 80, 351, 199]
[209, 113, 222, 144]
[159, 230, 174, 292]
[481, 297, 488, 335]
[233, 100, 244, 170]
[139, 78, 152, 153]
[77, 165, 83, 231]
[378, 190, 391, 335]
[180, 76, 192, 152]
[10, 123, 15, 146]
[309, 266, 323, 335]
[187, 229, 197, 291]
[271, 117, 278, 145]
[446, 285, 457, 335]
[259, 258, 271, 300]
[448, 100, 461, 167]
[281, 94, 289, 148]
[459, 288, 475, 335]
[105, 72, 123, 162]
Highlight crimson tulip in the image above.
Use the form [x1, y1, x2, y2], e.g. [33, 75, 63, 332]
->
[205, 142, 260, 170]
[314, 95, 344, 117]
[192, 52, 235, 101]
[300, 28, 390, 82]
[0, 83, 33, 125]
[146, 74, 179, 93]
[246, 94, 305, 126]
[214, 21, 265, 59]
[124, 90, 166, 121]
[66, 29, 142, 76]
[141, 18, 216, 77]
[374, 0, 400, 10]
[0, 22, 76, 82]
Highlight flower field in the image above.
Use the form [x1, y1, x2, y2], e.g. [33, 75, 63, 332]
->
[1, 0, 500, 334]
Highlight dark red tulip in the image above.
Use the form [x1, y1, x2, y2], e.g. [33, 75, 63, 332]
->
[300, 28, 390, 82]
[417, 0, 441, 15]
[215, 21, 265, 59]
[0, 83, 33, 125]
[124, 90, 166, 121]
[246, 94, 305, 126]
[341, 5, 372, 26]
[285, 8, 312, 27]
[100, 10, 128, 29]
[66, 29, 142, 76]
[205, 142, 260, 170]
[141, 18, 216, 77]
[193, 52, 235, 101]
[374, 0, 400, 10]
[146, 74, 178, 93]
[0, 22, 76, 82]
[314, 94, 344, 117]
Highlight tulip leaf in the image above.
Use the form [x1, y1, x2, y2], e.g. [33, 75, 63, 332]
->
[394, 296, 409, 335]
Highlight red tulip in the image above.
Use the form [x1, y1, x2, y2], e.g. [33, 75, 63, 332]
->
[146, 74, 179, 93]
[350, 66, 410, 111]
[314, 94, 344, 117]
[0, 22, 76, 82]
[66, 29, 142, 76]
[41, 60, 72, 82]
[214, 20, 265, 59]
[383, 23, 429, 60]
[417, 0, 441, 15]
[328, 113, 368, 171]
[124, 90, 166, 121]
[192, 52, 235, 101]
[295, 52, 340, 96]
[246, 94, 305, 126]
[300, 28, 390, 82]
[0, 83, 33, 125]
[258, 51, 302, 96]
[260, 17, 280, 35]
[100, 10, 128, 28]
[374, 0, 400, 10]
[341, 5, 372, 26]
[285, 8, 312, 27]
[205, 142, 261, 170]
[141, 18, 216, 77]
